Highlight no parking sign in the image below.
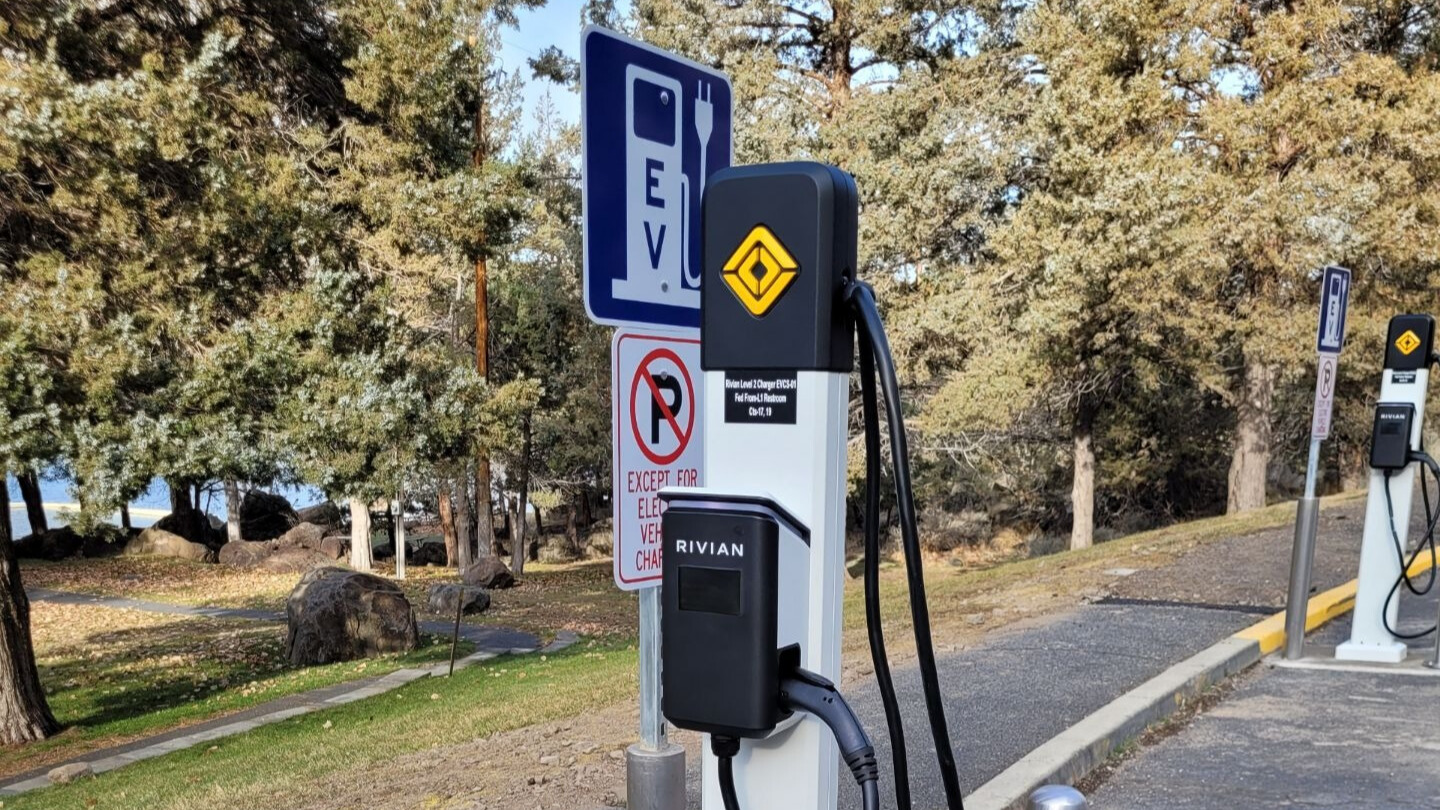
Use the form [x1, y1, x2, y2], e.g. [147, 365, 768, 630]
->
[612, 331, 703, 590]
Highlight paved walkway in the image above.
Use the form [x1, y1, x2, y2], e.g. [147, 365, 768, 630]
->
[1091, 587, 1440, 808]
[4, 587, 566, 797]
[685, 495, 1401, 809]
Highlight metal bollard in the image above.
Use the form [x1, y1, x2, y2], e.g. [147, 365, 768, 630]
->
[1029, 784, 1089, 810]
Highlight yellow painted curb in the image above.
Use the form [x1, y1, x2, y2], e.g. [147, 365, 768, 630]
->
[1237, 554, 1439, 655]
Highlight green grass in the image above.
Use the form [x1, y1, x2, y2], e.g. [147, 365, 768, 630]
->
[6, 612, 472, 780]
[6, 640, 638, 810]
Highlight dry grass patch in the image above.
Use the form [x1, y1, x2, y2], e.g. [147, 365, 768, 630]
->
[23, 555, 637, 641]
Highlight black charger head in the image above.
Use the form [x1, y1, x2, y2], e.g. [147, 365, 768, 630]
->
[1370, 403, 1415, 471]
[660, 504, 783, 739]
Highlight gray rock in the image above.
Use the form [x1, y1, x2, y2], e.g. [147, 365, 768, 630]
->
[123, 528, 218, 563]
[261, 546, 334, 573]
[284, 567, 418, 665]
[277, 522, 327, 551]
[427, 584, 491, 616]
[410, 541, 448, 567]
[240, 490, 299, 541]
[218, 539, 277, 568]
[319, 535, 348, 561]
[460, 555, 515, 589]
[14, 527, 83, 561]
[47, 762, 93, 784]
[295, 502, 344, 531]
[152, 511, 225, 546]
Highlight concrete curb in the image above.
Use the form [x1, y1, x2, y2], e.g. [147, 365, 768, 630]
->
[965, 558, 1416, 810]
[965, 636, 1261, 810]
[1235, 553, 1435, 655]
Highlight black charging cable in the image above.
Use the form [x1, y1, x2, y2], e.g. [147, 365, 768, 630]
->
[848, 280, 967, 810]
[1380, 456, 1440, 639]
[712, 668, 882, 810]
[858, 326, 912, 809]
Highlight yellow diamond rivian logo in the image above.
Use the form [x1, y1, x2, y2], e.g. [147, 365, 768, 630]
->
[722, 225, 799, 317]
[1397, 329, 1422, 356]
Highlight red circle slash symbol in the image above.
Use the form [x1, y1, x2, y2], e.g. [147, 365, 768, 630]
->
[630, 348, 695, 466]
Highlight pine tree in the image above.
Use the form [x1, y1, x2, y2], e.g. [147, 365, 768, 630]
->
[1177, 0, 1440, 511]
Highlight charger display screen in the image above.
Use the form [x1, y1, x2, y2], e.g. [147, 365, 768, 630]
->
[678, 566, 742, 616]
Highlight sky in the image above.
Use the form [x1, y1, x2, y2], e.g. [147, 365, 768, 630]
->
[497, 0, 603, 133]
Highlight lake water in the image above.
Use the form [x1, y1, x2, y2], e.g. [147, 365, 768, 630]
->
[7, 476, 325, 538]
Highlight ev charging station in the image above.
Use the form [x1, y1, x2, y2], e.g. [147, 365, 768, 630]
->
[661, 163, 859, 809]
[1335, 315, 1440, 663]
[583, 26, 1090, 810]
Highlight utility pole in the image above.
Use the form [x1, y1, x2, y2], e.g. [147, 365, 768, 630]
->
[471, 34, 497, 560]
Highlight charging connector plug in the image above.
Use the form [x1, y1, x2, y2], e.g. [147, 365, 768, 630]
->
[780, 667, 881, 810]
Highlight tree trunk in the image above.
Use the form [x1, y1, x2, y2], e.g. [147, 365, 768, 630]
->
[565, 494, 582, 557]
[0, 477, 59, 745]
[4, 484, 14, 544]
[438, 484, 459, 567]
[169, 479, 192, 514]
[223, 480, 242, 544]
[16, 472, 45, 536]
[119, 504, 131, 531]
[453, 472, 474, 571]
[1339, 442, 1369, 492]
[1228, 357, 1275, 513]
[472, 90, 497, 561]
[507, 498, 524, 573]
[511, 418, 533, 575]
[476, 461, 496, 556]
[349, 499, 373, 572]
[393, 494, 407, 580]
[167, 479, 203, 542]
[1070, 404, 1097, 551]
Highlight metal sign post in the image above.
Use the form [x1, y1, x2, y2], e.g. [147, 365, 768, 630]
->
[1284, 265, 1350, 660]
[582, 26, 731, 810]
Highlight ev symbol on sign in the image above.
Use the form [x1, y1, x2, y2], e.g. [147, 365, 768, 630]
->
[630, 348, 695, 465]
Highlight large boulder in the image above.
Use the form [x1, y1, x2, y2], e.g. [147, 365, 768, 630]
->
[295, 502, 344, 532]
[123, 528, 217, 563]
[152, 512, 225, 547]
[427, 584, 490, 616]
[460, 555, 515, 590]
[261, 546, 333, 574]
[81, 526, 127, 559]
[239, 490, 299, 541]
[15, 527, 83, 561]
[410, 542, 448, 568]
[319, 535, 348, 561]
[284, 567, 418, 665]
[277, 522, 327, 551]
[218, 539, 278, 568]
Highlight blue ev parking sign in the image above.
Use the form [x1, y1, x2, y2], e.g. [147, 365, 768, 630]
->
[581, 27, 732, 331]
